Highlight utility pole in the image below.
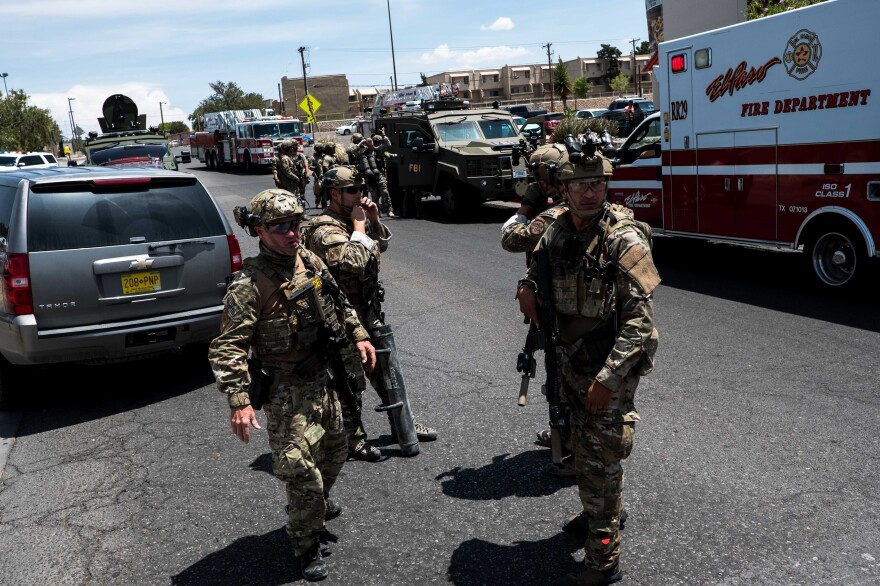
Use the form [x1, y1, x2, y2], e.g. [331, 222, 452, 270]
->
[67, 97, 77, 156]
[159, 101, 166, 131]
[629, 38, 641, 96]
[298, 46, 315, 134]
[277, 82, 284, 113]
[543, 42, 554, 111]
[386, 0, 398, 91]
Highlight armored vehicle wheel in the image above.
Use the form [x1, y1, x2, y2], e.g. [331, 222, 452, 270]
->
[805, 222, 866, 290]
[441, 185, 466, 218]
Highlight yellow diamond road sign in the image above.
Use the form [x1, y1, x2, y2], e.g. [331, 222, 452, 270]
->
[299, 94, 321, 123]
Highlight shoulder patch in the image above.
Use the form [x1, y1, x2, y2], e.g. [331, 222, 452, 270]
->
[617, 241, 661, 294]
[529, 218, 546, 235]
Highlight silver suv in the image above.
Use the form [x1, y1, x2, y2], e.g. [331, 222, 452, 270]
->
[0, 166, 243, 408]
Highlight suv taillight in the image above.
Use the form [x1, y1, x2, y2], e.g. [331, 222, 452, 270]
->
[227, 235, 243, 272]
[2, 253, 33, 315]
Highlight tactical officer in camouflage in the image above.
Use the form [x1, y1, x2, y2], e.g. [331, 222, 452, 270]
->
[273, 141, 309, 196]
[302, 166, 437, 462]
[517, 150, 660, 586]
[347, 131, 394, 216]
[208, 188, 376, 581]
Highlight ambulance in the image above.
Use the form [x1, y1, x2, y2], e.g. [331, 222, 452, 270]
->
[608, 0, 879, 289]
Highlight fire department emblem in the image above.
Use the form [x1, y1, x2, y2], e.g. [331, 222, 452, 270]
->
[784, 29, 821, 80]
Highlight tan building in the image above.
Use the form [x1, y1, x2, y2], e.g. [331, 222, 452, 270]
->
[279, 74, 351, 121]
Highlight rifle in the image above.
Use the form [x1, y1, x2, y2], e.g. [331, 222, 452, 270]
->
[296, 277, 361, 418]
[534, 246, 568, 465]
[515, 318, 542, 407]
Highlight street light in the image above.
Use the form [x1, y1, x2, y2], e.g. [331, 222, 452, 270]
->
[0, 73, 8, 96]
[159, 101, 166, 131]
[67, 97, 78, 155]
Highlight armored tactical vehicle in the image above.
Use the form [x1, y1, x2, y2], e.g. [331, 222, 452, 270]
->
[83, 94, 177, 171]
[375, 99, 529, 218]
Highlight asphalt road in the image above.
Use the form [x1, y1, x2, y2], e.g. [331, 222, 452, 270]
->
[1, 161, 879, 586]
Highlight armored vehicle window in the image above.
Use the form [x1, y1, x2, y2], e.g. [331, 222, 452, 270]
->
[478, 119, 518, 139]
[435, 121, 482, 142]
[399, 129, 432, 148]
[26, 181, 227, 252]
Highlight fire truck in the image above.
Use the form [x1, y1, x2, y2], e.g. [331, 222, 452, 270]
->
[190, 109, 304, 172]
[608, 0, 878, 289]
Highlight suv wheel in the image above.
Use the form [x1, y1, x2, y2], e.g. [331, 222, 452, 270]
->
[0, 357, 21, 410]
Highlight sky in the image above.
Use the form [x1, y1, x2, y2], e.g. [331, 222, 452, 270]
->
[1, 0, 651, 137]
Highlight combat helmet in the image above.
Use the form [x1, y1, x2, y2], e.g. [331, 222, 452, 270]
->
[350, 133, 364, 144]
[556, 151, 613, 182]
[322, 165, 363, 191]
[527, 143, 569, 185]
[233, 188, 304, 237]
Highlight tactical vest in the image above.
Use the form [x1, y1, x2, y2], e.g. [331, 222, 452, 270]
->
[304, 214, 382, 311]
[246, 250, 342, 367]
[547, 204, 642, 327]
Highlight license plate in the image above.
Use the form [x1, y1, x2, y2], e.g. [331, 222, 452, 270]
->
[121, 271, 161, 294]
[513, 169, 527, 179]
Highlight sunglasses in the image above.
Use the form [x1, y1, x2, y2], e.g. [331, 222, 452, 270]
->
[567, 179, 607, 193]
[265, 219, 301, 234]
[343, 185, 365, 194]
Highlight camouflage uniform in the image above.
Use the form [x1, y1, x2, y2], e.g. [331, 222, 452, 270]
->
[209, 189, 370, 561]
[520, 155, 660, 580]
[312, 141, 346, 209]
[274, 142, 302, 195]
[302, 202, 392, 449]
[348, 133, 392, 214]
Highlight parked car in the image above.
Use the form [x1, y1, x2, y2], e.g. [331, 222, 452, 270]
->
[575, 108, 608, 120]
[335, 120, 361, 135]
[601, 98, 655, 136]
[512, 116, 527, 130]
[300, 134, 315, 146]
[519, 112, 566, 144]
[0, 151, 59, 171]
[175, 149, 192, 164]
[0, 166, 243, 409]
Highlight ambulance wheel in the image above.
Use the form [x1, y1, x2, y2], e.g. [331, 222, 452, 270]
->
[805, 222, 866, 290]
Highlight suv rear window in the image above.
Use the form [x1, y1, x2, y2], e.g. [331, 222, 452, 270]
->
[26, 179, 226, 252]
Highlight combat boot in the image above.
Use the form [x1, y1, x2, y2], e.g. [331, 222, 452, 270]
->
[349, 439, 381, 462]
[298, 542, 328, 581]
[325, 499, 342, 520]
[562, 563, 622, 586]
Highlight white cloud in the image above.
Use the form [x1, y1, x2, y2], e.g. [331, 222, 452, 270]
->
[418, 44, 531, 70]
[480, 17, 514, 31]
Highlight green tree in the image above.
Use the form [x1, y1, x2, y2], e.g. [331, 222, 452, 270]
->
[572, 77, 593, 110]
[609, 73, 630, 95]
[636, 40, 652, 54]
[553, 58, 572, 112]
[745, 0, 828, 19]
[0, 90, 61, 152]
[597, 44, 623, 88]
[165, 121, 190, 134]
[189, 81, 265, 131]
